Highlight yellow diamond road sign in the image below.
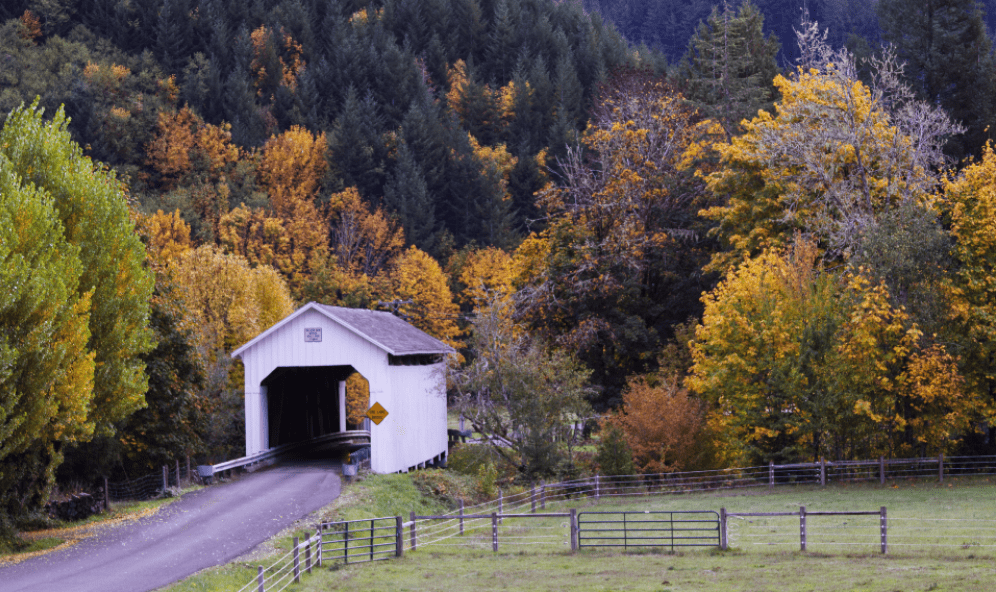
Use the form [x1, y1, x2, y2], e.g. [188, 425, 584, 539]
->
[366, 402, 389, 425]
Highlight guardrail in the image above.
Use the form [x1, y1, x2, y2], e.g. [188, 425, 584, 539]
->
[200, 430, 370, 481]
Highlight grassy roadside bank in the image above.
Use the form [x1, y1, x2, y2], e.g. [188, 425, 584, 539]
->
[0, 487, 199, 565]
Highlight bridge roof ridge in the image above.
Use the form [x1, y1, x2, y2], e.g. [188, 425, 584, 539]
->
[231, 302, 454, 359]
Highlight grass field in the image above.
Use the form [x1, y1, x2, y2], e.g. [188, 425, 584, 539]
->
[298, 478, 996, 592]
[162, 476, 996, 592]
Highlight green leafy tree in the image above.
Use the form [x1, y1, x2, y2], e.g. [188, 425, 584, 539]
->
[1, 100, 155, 436]
[453, 297, 593, 478]
[0, 137, 93, 530]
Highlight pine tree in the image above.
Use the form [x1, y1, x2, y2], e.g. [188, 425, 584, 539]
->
[878, 0, 996, 158]
[384, 141, 439, 254]
[679, 1, 780, 139]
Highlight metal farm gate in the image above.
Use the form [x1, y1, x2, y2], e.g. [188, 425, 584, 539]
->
[319, 517, 403, 564]
[578, 511, 720, 551]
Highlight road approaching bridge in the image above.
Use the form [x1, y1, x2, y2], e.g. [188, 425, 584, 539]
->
[0, 458, 341, 592]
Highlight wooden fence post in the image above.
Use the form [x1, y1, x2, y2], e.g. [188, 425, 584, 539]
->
[256, 566, 264, 592]
[880, 507, 888, 554]
[769, 461, 775, 488]
[570, 508, 578, 553]
[293, 537, 300, 583]
[410, 511, 417, 551]
[103, 476, 110, 511]
[175, 459, 180, 487]
[820, 458, 826, 487]
[799, 506, 807, 552]
[938, 453, 944, 483]
[498, 488, 503, 524]
[719, 508, 727, 551]
[162, 465, 168, 493]
[880, 456, 886, 485]
[541, 481, 546, 510]
[491, 512, 498, 552]
[531, 485, 536, 513]
[305, 534, 312, 573]
[370, 520, 375, 561]
[395, 516, 404, 557]
[595, 474, 600, 501]
[316, 524, 323, 567]
[459, 499, 465, 535]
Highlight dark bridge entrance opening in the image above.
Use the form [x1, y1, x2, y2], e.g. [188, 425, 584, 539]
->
[263, 365, 356, 448]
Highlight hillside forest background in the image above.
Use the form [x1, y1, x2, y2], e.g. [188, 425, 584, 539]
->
[3, 0, 996, 538]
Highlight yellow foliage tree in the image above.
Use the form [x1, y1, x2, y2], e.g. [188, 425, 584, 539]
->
[140, 209, 193, 264]
[702, 29, 960, 271]
[255, 126, 330, 294]
[328, 187, 405, 280]
[457, 246, 515, 310]
[391, 246, 462, 349]
[170, 245, 294, 351]
[345, 373, 370, 426]
[688, 237, 975, 462]
[943, 143, 996, 413]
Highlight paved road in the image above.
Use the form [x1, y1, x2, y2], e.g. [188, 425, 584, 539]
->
[1, 459, 341, 592]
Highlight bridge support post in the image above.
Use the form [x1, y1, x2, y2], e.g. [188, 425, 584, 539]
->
[338, 381, 347, 433]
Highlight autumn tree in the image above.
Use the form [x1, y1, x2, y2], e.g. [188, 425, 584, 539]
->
[144, 106, 243, 241]
[142, 209, 193, 264]
[943, 143, 996, 431]
[391, 246, 462, 349]
[457, 246, 516, 312]
[703, 23, 962, 271]
[688, 238, 975, 463]
[604, 375, 709, 474]
[169, 245, 294, 457]
[254, 125, 330, 295]
[517, 70, 718, 406]
[170, 245, 294, 352]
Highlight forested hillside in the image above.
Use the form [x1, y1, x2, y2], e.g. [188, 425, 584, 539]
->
[586, 0, 996, 158]
[0, 0, 656, 254]
[4, 0, 996, 544]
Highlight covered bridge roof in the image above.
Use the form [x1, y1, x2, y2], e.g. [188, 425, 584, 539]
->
[231, 302, 455, 358]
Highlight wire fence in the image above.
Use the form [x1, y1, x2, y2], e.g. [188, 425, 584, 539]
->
[234, 532, 322, 592]
[402, 453, 996, 553]
[106, 459, 200, 502]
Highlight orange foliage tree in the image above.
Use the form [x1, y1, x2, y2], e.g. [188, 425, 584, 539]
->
[604, 375, 707, 474]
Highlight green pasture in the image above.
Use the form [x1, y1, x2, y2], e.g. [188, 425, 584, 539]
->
[163, 476, 996, 591]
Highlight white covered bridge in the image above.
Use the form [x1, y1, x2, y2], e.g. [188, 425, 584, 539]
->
[231, 302, 453, 474]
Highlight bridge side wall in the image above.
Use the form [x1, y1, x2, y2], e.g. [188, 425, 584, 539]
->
[385, 362, 448, 472]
